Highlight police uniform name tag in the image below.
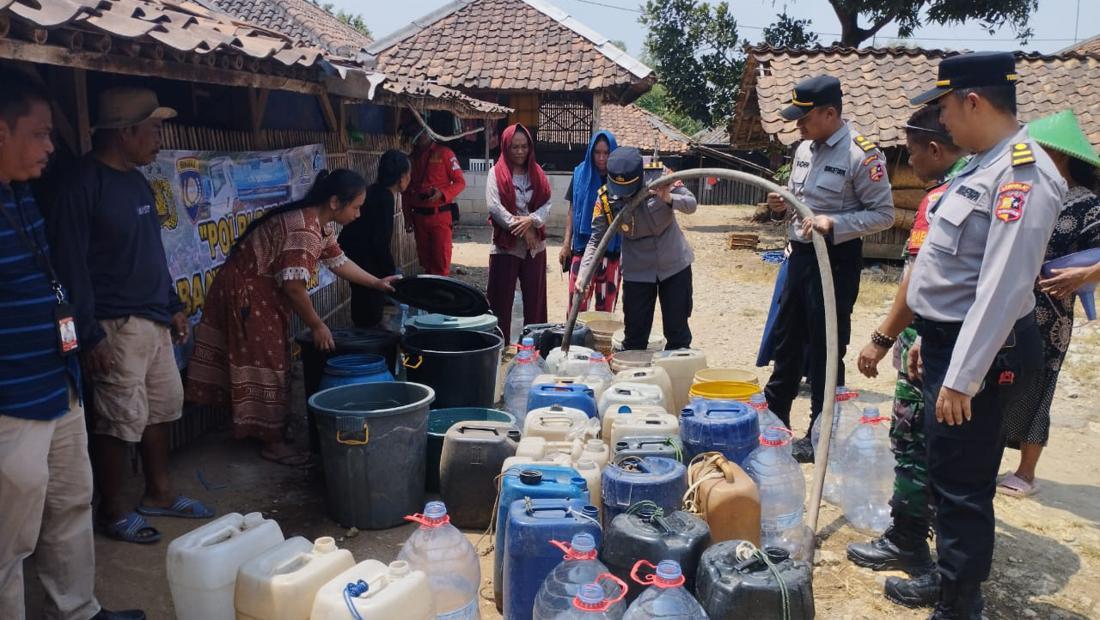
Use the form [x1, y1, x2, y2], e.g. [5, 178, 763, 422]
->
[55, 302, 79, 356]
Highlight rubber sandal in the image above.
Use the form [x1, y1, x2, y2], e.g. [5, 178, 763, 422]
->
[137, 495, 215, 519]
[997, 473, 1039, 498]
[100, 512, 162, 544]
[259, 450, 312, 468]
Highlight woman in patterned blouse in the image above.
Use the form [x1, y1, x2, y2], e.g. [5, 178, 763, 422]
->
[187, 169, 398, 465]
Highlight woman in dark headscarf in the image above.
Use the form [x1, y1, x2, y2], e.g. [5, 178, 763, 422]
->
[562, 130, 620, 312]
[486, 124, 552, 343]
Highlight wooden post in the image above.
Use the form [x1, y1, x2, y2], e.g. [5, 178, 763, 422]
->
[44, 66, 91, 155]
[484, 116, 491, 161]
[591, 91, 602, 134]
[248, 87, 269, 150]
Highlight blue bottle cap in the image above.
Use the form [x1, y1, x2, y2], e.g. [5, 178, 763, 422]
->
[424, 501, 447, 519]
[571, 532, 596, 553]
[571, 476, 588, 491]
[862, 407, 880, 419]
[577, 583, 605, 605]
[521, 337, 535, 346]
[656, 560, 682, 581]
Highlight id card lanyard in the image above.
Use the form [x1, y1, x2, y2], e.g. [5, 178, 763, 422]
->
[0, 197, 80, 356]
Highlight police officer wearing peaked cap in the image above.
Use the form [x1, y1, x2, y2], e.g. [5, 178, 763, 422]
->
[765, 74, 895, 461]
[882, 52, 1067, 619]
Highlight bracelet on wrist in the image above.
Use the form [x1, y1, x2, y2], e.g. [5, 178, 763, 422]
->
[871, 330, 896, 348]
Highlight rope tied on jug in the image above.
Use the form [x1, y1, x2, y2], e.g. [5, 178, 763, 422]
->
[682, 453, 727, 515]
[343, 579, 369, 620]
[734, 541, 791, 620]
[476, 472, 507, 557]
[567, 505, 603, 530]
[625, 500, 673, 532]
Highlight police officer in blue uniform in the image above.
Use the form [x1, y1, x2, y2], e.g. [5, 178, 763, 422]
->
[765, 75, 895, 461]
[884, 52, 1066, 619]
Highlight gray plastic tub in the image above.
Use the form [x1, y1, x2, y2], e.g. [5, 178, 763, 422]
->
[309, 381, 435, 529]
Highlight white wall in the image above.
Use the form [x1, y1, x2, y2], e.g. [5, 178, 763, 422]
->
[455, 170, 573, 235]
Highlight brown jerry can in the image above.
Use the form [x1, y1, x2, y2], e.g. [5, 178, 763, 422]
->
[685, 452, 761, 546]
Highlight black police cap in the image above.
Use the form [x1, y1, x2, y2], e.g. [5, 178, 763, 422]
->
[606, 147, 643, 198]
[780, 75, 843, 121]
[911, 51, 1018, 106]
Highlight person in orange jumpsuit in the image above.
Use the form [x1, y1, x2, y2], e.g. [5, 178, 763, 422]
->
[403, 130, 466, 275]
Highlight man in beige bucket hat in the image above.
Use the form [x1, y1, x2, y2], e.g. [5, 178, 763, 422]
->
[47, 87, 215, 545]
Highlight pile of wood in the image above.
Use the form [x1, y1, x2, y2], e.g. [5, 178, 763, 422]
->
[729, 233, 760, 250]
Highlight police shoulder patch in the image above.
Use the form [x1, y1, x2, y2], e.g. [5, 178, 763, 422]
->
[995, 182, 1031, 223]
[853, 134, 878, 152]
[1010, 143, 1036, 167]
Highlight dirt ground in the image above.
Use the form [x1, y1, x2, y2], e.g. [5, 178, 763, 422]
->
[75, 205, 1100, 619]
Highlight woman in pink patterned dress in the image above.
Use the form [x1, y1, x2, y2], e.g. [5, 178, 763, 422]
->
[187, 169, 398, 465]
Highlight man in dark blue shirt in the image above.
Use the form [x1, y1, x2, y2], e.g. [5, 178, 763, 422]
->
[0, 73, 143, 620]
[48, 87, 213, 543]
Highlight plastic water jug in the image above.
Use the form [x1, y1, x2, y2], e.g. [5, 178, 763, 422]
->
[580, 352, 616, 386]
[502, 455, 574, 475]
[580, 438, 611, 469]
[653, 349, 708, 413]
[397, 502, 481, 620]
[608, 411, 679, 448]
[495, 466, 590, 610]
[601, 404, 667, 441]
[167, 512, 284, 620]
[681, 400, 760, 466]
[623, 560, 708, 619]
[684, 452, 760, 546]
[811, 387, 862, 505]
[601, 457, 687, 527]
[318, 354, 395, 392]
[609, 350, 654, 374]
[310, 560, 433, 620]
[743, 428, 810, 561]
[528, 383, 599, 419]
[505, 339, 544, 425]
[518, 436, 584, 461]
[543, 581, 628, 619]
[612, 367, 675, 413]
[546, 346, 596, 374]
[559, 350, 604, 377]
[839, 408, 895, 534]
[235, 536, 353, 620]
[696, 542, 815, 620]
[748, 393, 785, 432]
[534, 534, 627, 620]
[535, 374, 610, 402]
[574, 459, 604, 517]
[440, 421, 521, 529]
[504, 499, 603, 620]
[599, 384, 665, 421]
[525, 405, 598, 442]
[612, 436, 683, 463]
[601, 505, 710, 603]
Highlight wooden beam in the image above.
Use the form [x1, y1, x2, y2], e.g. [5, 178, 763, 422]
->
[317, 93, 338, 134]
[591, 91, 601, 134]
[246, 87, 270, 150]
[0, 38, 324, 95]
[335, 95, 348, 150]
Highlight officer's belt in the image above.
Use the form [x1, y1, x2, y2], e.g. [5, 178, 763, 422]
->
[790, 238, 862, 256]
[912, 313, 1036, 348]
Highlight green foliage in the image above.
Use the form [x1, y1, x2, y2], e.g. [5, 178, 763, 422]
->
[640, 0, 744, 126]
[825, 0, 1038, 47]
[312, 1, 373, 38]
[608, 39, 629, 53]
[635, 83, 704, 136]
[763, 12, 819, 47]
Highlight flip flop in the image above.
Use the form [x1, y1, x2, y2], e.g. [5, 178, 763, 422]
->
[137, 495, 215, 519]
[259, 449, 312, 468]
[100, 512, 162, 544]
[997, 473, 1039, 498]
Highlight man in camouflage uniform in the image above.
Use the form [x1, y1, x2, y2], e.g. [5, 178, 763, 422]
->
[848, 106, 968, 577]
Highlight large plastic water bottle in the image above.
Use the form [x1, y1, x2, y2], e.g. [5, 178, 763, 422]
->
[622, 560, 708, 619]
[548, 581, 628, 619]
[743, 427, 809, 561]
[810, 387, 861, 505]
[534, 535, 626, 620]
[505, 338, 543, 425]
[511, 290, 525, 345]
[840, 408, 895, 534]
[397, 502, 481, 620]
[581, 352, 615, 386]
[748, 393, 785, 432]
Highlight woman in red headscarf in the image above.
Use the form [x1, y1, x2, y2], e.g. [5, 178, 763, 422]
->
[486, 124, 552, 343]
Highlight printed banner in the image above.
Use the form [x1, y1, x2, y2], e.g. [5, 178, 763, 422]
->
[143, 144, 332, 323]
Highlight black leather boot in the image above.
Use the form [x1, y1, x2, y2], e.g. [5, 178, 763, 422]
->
[927, 580, 983, 619]
[848, 517, 934, 576]
[885, 571, 940, 609]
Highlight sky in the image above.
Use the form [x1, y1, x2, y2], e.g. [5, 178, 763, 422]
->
[342, 0, 1098, 58]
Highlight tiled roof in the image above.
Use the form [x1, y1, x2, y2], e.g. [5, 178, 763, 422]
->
[732, 45, 1100, 149]
[2, 0, 340, 69]
[207, 0, 372, 58]
[601, 104, 691, 154]
[367, 0, 654, 101]
[1066, 35, 1100, 55]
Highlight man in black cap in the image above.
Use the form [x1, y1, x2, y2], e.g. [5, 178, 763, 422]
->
[576, 147, 698, 350]
[764, 74, 895, 461]
[885, 52, 1065, 619]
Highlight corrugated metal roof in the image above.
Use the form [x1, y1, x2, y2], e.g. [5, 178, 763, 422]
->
[732, 45, 1100, 149]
